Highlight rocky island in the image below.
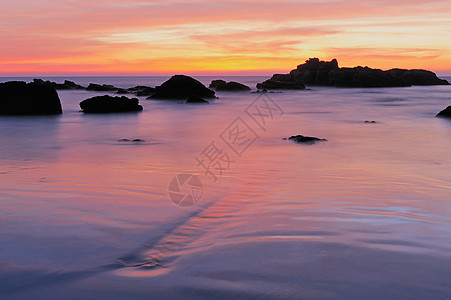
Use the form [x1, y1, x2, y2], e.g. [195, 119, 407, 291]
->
[257, 58, 449, 89]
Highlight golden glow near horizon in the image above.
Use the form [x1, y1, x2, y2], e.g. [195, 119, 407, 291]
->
[1, 0, 450, 75]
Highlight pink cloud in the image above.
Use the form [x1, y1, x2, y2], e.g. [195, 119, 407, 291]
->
[1, 0, 450, 74]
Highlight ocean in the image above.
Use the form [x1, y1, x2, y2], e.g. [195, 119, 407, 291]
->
[1, 75, 451, 299]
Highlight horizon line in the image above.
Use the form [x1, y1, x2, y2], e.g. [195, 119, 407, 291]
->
[1, 70, 451, 77]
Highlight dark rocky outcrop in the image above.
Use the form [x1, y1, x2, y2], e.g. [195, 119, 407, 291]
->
[116, 88, 129, 94]
[148, 75, 216, 100]
[0, 81, 62, 115]
[291, 58, 340, 85]
[329, 66, 409, 87]
[258, 58, 449, 88]
[86, 83, 119, 92]
[60, 80, 85, 90]
[209, 80, 227, 89]
[186, 96, 209, 104]
[387, 69, 449, 85]
[79, 95, 143, 113]
[256, 79, 306, 90]
[436, 106, 451, 118]
[209, 80, 251, 91]
[216, 81, 251, 91]
[33, 78, 84, 90]
[285, 134, 327, 144]
[127, 86, 156, 97]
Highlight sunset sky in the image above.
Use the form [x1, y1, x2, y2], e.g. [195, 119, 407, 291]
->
[1, 0, 450, 75]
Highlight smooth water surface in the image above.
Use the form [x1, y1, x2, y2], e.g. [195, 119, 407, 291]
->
[1, 76, 451, 299]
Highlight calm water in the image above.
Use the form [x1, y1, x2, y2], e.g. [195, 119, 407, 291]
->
[1, 76, 451, 299]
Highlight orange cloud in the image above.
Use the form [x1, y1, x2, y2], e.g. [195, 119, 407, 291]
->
[1, 0, 450, 74]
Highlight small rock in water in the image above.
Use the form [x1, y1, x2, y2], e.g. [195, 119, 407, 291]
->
[210, 80, 251, 91]
[286, 135, 327, 144]
[79, 95, 143, 113]
[364, 120, 377, 123]
[436, 106, 451, 118]
[86, 83, 119, 92]
[209, 80, 227, 89]
[118, 138, 145, 142]
[149, 75, 216, 100]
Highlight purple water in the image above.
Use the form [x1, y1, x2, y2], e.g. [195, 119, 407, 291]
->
[1, 76, 451, 299]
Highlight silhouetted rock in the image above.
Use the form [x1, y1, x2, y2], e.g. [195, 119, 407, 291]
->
[214, 81, 251, 91]
[127, 86, 156, 96]
[364, 120, 377, 123]
[86, 83, 119, 92]
[388, 69, 449, 85]
[116, 88, 129, 94]
[61, 80, 85, 89]
[287, 134, 327, 144]
[329, 66, 409, 87]
[149, 75, 216, 100]
[32, 78, 84, 90]
[256, 79, 305, 90]
[0, 81, 62, 115]
[436, 106, 451, 118]
[209, 80, 227, 89]
[258, 58, 449, 88]
[79, 95, 143, 113]
[118, 138, 145, 142]
[291, 58, 340, 85]
[186, 96, 209, 104]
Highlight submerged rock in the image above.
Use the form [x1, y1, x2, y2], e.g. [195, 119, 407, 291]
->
[118, 138, 145, 142]
[148, 75, 216, 100]
[0, 81, 62, 115]
[436, 106, 451, 118]
[257, 58, 449, 88]
[186, 96, 209, 104]
[80, 95, 143, 113]
[210, 80, 251, 91]
[286, 134, 327, 144]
